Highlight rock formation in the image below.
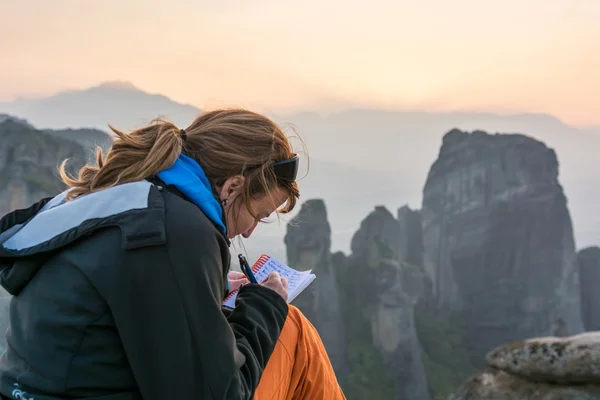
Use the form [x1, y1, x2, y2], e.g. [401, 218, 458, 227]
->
[0, 119, 92, 217]
[578, 247, 600, 331]
[421, 129, 584, 356]
[286, 202, 431, 399]
[486, 332, 600, 384]
[344, 206, 431, 400]
[449, 333, 600, 399]
[284, 199, 348, 383]
[449, 369, 600, 400]
[396, 205, 423, 268]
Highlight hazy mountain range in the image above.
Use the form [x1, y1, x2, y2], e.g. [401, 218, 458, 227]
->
[0, 81, 199, 133]
[2, 81, 599, 258]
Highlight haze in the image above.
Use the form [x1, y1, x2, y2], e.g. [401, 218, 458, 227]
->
[2, 0, 599, 127]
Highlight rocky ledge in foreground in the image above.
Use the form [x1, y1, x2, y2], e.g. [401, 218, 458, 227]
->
[449, 332, 600, 399]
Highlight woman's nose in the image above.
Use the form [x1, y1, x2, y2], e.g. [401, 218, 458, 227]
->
[242, 221, 258, 238]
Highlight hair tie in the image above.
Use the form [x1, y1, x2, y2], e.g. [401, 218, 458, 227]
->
[180, 129, 187, 141]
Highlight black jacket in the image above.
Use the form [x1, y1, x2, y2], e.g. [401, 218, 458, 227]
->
[0, 180, 288, 400]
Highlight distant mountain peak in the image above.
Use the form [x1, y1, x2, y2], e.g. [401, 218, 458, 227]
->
[93, 80, 139, 91]
[0, 80, 201, 132]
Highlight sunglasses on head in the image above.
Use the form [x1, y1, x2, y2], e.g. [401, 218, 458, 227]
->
[272, 154, 299, 182]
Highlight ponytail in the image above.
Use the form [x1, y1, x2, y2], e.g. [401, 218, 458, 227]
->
[59, 119, 184, 200]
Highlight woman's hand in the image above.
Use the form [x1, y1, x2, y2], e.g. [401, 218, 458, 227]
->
[227, 271, 249, 291]
[260, 272, 288, 301]
[229, 270, 288, 301]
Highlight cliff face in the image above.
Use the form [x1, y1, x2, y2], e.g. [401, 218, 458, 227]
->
[421, 129, 584, 355]
[344, 206, 430, 400]
[578, 246, 600, 331]
[396, 205, 423, 268]
[0, 119, 89, 218]
[285, 202, 431, 400]
[284, 199, 348, 381]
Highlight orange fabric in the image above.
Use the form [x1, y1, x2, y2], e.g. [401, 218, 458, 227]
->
[254, 305, 346, 400]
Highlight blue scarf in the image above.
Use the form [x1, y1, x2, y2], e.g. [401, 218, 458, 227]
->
[157, 154, 227, 235]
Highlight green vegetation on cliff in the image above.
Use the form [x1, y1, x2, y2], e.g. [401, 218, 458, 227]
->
[345, 339, 396, 400]
[414, 299, 480, 400]
[332, 251, 396, 400]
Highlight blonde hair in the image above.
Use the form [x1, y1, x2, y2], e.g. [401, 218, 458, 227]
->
[59, 108, 300, 220]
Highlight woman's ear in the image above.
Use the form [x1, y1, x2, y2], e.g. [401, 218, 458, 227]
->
[218, 175, 245, 201]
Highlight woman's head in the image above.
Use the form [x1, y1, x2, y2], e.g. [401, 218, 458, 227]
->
[60, 108, 301, 239]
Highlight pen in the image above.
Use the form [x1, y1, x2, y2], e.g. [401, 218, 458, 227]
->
[238, 254, 258, 284]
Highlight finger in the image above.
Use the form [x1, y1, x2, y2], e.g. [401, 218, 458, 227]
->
[229, 277, 250, 291]
[228, 271, 246, 279]
[229, 276, 249, 284]
[281, 277, 288, 291]
[265, 272, 280, 282]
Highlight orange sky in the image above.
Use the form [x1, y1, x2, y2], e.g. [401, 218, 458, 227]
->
[2, 0, 599, 126]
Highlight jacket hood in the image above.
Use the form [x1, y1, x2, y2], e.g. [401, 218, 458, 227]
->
[156, 154, 227, 235]
[0, 181, 166, 296]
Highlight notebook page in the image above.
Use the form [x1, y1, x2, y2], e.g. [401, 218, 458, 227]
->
[222, 255, 315, 309]
[288, 273, 316, 302]
[257, 257, 313, 294]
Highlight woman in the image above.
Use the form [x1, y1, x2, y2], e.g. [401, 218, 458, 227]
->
[0, 109, 345, 400]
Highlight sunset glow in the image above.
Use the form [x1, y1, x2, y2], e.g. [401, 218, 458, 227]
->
[2, 0, 599, 125]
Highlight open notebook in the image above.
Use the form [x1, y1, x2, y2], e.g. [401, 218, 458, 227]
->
[222, 254, 316, 310]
